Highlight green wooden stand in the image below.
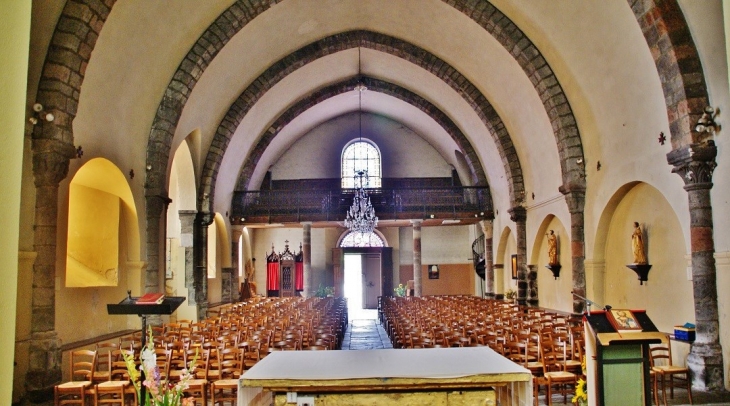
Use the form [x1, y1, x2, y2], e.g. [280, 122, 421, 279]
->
[586, 311, 662, 406]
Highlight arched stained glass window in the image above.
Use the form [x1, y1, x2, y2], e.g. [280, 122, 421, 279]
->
[339, 231, 384, 247]
[341, 139, 381, 188]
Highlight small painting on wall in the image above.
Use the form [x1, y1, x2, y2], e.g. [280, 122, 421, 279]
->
[428, 264, 440, 279]
[511, 255, 518, 280]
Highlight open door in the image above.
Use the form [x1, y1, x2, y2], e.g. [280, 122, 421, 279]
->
[363, 254, 380, 309]
[333, 246, 393, 308]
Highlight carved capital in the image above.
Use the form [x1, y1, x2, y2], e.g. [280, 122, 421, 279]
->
[31, 139, 74, 187]
[508, 206, 526, 223]
[480, 219, 493, 238]
[559, 183, 586, 214]
[667, 141, 717, 190]
[145, 194, 172, 218]
[195, 211, 215, 227]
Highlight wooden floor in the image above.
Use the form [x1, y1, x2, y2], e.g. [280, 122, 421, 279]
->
[340, 309, 729, 406]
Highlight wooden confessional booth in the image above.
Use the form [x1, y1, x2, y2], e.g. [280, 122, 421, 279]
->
[266, 242, 303, 297]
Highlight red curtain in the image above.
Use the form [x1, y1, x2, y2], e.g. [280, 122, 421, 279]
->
[295, 262, 304, 291]
[267, 262, 280, 291]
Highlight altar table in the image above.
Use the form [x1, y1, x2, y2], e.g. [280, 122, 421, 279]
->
[239, 346, 532, 406]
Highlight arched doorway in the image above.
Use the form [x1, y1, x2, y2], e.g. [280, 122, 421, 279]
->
[334, 231, 391, 319]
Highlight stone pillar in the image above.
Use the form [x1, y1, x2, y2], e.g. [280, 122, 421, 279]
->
[668, 140, 724, 390]
[527, 264, 538, 306]
[27, 138, 74, 400]
[302, 222, 313, 297]
[412, 220, 423, 297]
[560, 186, 587, 315]
[193, 211, 214, 320]
[508, 207, 527, 306]
[231, 225, 243, 301]
[222, 267, 234, 302]
[145, 194, 171, 295]
[481, 220, 495, 298]
[179, 210, 196, 306]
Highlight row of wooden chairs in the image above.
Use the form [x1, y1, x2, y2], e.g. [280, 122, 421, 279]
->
[381, 296, 584, 405]
[56, 296, 349, 405]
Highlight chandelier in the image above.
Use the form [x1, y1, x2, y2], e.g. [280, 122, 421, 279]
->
[344, 47, 377, 234]
[345, 171, 378, 233]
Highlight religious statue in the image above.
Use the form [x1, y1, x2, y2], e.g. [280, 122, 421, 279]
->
[546, 230, 558, 265]
[631, 222, 647, 264]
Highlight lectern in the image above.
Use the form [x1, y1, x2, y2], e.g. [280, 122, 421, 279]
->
[107, 293, 185, 400]
[585, 310, 664, 406]
[107, 294, 185, 345]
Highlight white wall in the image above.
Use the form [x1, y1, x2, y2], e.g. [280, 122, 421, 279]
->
[271, 113, 453, 180]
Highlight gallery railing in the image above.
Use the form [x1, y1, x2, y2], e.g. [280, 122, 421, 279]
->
[231, 186, 493, 224]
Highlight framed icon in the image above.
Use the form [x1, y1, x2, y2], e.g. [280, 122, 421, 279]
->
[428, 264, 440, 279]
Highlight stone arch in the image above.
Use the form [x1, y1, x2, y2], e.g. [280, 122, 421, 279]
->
[197, 31, 519, 215]
[235, 76, 488, 193]
[628, 0, 711, 148]
[446, 0, 586, 191]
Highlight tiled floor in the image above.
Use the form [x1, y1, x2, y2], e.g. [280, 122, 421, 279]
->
[340, 309, 729, 404]
[341, 309, 393, 350]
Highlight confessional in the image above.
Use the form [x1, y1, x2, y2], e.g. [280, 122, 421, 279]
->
[266, 241, 303, 297]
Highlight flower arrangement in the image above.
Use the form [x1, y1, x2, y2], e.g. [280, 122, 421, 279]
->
[122, 327, 198, 406]
[572, 378, 587, 406]
[393, 284, 406, 297]
[504, 288, 516, 300]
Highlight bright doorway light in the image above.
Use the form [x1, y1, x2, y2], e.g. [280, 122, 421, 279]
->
[344, 254, 363, 311]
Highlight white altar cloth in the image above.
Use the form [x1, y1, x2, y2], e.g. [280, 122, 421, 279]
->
[239, 347, 532, 406]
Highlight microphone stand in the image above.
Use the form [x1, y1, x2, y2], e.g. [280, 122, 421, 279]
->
[571, 290, 611, 314]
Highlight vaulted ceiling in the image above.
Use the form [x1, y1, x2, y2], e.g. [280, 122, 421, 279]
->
[29, 0, 714, 226]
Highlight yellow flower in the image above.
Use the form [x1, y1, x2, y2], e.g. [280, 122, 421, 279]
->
[572, 378, 587, 404]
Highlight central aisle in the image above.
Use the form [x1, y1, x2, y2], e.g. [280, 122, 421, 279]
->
[341, 309, 393, 350]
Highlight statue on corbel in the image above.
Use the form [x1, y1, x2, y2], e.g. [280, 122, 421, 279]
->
[545, 229, 561, 279]
[627, 221, 652, 284]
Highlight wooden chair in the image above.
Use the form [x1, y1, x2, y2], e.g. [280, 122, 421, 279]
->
[93, 342, 119, 384]
[182, 348, 209, 406]
[54, 349, 97, 406]
[210, 348, 243, 405]
[650, 338, 693, 406]
[95, 349, 138, 406]
[541, 342, 578, 406]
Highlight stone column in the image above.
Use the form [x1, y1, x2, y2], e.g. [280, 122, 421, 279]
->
[179, 210, 196, 306]
[668, 140, 724, 390]
[193, 211, 214, 320]
[527, 264, 538, 306]
[561, 185, 587, 315]
[481, 220, 495, 298]
[412, 220, 423, 297]
[302, 222, 312, 297]
[508, 207, 527, 306]
[144, 193, 171, 296]
[27, 138, 74, 400]
[221, 267, 234, 302]
[231, 225, 244, 302]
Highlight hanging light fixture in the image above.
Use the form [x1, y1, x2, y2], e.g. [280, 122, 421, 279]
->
[345, 48, 378, 234]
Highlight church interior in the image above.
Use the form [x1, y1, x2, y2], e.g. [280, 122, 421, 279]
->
[2, 0, 730, 404]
